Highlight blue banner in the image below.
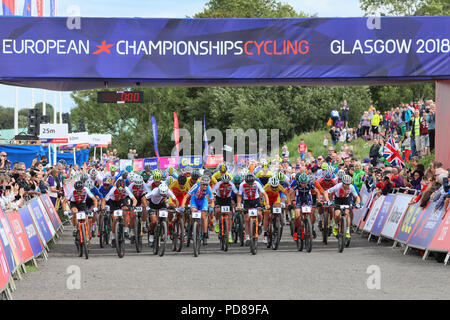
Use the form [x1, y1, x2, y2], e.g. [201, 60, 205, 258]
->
[235, 154, 258, 166]
[395, 203, 424, 244]
[18, 207, 44, 257]
[179, 156, 202, 168]
[143, 158, 158, 170]
[151, 116, 159, 158]
[0, 16, 448, 90]
[0, 215, 16, 274]
[28, 200, 52, 243]
[22, 0, 31, 16]
[370, 194, 395, 236]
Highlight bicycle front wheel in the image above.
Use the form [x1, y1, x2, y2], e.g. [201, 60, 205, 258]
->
[193, 220, 200, 257]
[250, 219, 257, 255]
[135, 216, 142, 253]
[338, 217, 346, 253]
[81, 226, 89, 260]
[116, 221, 125, 258]
[158, 221, 167, 257]
[223, 218, 228, 252]
[304, 217, 313, 253]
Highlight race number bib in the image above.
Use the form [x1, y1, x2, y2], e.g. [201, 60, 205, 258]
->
[76, 212, 86, 220]
[221, 206, 230, 213]
[135, 206, 142, 212]
[302, 206, 312, 213]
[273, 207, 282, 214]
[159, 210, 168, 218]
[192, 211, 201, 219]
[248, 208, 258, 217]
[114, 210, 123, 217]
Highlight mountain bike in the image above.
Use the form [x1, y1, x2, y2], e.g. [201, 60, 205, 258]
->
[319, 202, 333, 245]
[170, 207, 184, 252]
[335, 204, 357, 253]
[134, 206, 146, 253]
[153, 208, 168, 257]
[191, 209, 203, 257]
[113, 209, 126, 258]
[74, 210, 92, 259]
[99, 205, 112, 248]
[267, 206, 283, 250]
[295, 205, 313, 253]
[218, 205, 231, 252]
[232, 208, 245, 246]
[247, 208, 259, 255]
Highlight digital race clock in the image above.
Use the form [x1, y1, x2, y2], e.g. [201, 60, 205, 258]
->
[97, 91, 144, 103]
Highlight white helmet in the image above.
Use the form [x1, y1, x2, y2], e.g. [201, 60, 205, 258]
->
[134, 175, 144, 187]
[158, 183, 169, 196]
[337, 169, 346, 179]
[85, 179, 95, 190]
[269, 176, 280, 188]
[342, 175, 353, 185]
[221, 174, 231, 183]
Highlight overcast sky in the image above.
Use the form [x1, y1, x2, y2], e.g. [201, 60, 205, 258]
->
[0, 0, 364, 113]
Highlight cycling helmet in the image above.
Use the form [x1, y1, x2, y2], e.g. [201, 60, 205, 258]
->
[88, 168, 97, 178]
[158, 183, 169, 196]
[161, 170, 168, 180]
[327, 166, 335, 174]
[221, 174, 231, 183]
[121, 171, 128, 179]
[144, 164, 152, 172]
[321, 162, 329, 170]
[167, 166, 174, 176]
[276, 171, 285, 182]
[74, 180, 84, 191]
[85, 179, 94, 190]
[80, 173, 89, 183]
[178, 174, 187, 186]
[115, 179, 125, 191]
[324, 172, 333, 181]
[269, 176, 280, 188]
[298, 173, 309, 184]
[240, 168, 248, 177]
[232, 174, 243, 186]
[343, 175, 353, 185]
[184, 166, 193, 176]
[200, 175, 211, 185]
[245, 173, 255, 184]
[219, 163, 227, 173]
[109, 164, 117, 172]
[203, 169, 212, 177]
[152, 171, 162, 182]
[125, 165, 133, 173]
[134, 175, 144, 187]
[337, 169, 346, 180]
[191, 170, 201, 181]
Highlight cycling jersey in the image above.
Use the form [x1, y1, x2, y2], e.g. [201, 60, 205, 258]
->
[211, 171, 233, 185]
[318, 177, 337, 191]
[256, 170, 273, 186]
[145, 186, 176, 205]
[263, 183, 286, 205]
[238, 181, 265, 200]
[89, 186, 103, 199]
[289, 180, 315, 206]
[104, 186, 134, 202]
[98, 185, 113, 198]
[128, 182, 151, 199]
[66, 187, 95, 204]
[188, 182, 213, 201]
[327, 182, 358, 199]
[213, 181, 238, 199]
[146, 180, 162, 191]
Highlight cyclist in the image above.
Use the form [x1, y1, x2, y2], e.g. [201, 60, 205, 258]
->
[324, 175, 361, 240]
[168, 174, 190, 233]
[213, 173, 238, 243]
[88, 168, 103, 187]
[84, 179, 104, 237]
[103, 179, 137, 248]
[145, 183, 179, 246]
[141, 164, 153, 183]
[289, 173, 316, 241]
[63, 180, 99, 237]
[317, 169, 338, 233]
[263, 176, 291, 244]
[211, 163, 233, 185]
[147, 170, 163, 191]
[181, 175, 215, 245]
[186, 170, 201, 190]
[236, 173, 270, 244]
[166, 166, 179, 186]
[128, 174, 152, 243]
[255, 160, 273, 186]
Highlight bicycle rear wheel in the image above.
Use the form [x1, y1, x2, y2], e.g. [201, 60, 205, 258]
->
[116, 222, 125, 258]
[158, 221, 167, 257]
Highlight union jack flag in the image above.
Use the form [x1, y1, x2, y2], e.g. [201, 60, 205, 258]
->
[382, 135, 405, 168]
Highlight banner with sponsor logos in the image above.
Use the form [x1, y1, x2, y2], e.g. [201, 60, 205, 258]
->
[143, 158, 158, 170]
[407, 201, 446, 250]
[370, 194, 395, 236]
[0, 16, 448, 90]
[205, 154, 224, 168]
[363, 196, 385, 233]
[0, 237, 10, 292]
[179, 156, 202, 168]
[40, 194, 62, 231]
[352, 187, 372, 227]
[0, 208, 23, 270]
[133, 158, 144, 172]
[18, 207, 44, 257]
[394, 203, 424, 244]
[119, 159, 133, 172]
[28, 200, 53, 244]
[428, 208, 450, 252]
[234, 154, 258, 166]
[158, 156, 178, 170]
[5, 210, 34, 263]
[380, 194, 414, 240]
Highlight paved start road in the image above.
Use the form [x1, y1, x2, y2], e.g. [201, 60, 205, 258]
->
[12, 223, 450, 300]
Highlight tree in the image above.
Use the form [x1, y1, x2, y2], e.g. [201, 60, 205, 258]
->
[359, 0, 450, 16]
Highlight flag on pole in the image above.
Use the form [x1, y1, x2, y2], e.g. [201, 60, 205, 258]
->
[151, 116, 160, 158]
[382, 135, 405, 168]
[50, 0, 55, 16]
[22, 0, 31, 16]
[203, 115, 209, 164]
[2, 0, 15, 15]
[36, 0, 42, 16]
[173, 112, 180, 157]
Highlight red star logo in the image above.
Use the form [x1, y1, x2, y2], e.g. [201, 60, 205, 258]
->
[93, 41, 114, 55]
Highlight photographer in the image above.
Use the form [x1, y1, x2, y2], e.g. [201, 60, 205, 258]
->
[0, 152, 11, 173]
[0, 174, 24, 211]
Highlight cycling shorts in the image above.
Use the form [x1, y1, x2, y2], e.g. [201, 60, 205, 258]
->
[70, 201, 86, 212]
[216, 197, 232, 207]
[190, 196, 208, 211]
